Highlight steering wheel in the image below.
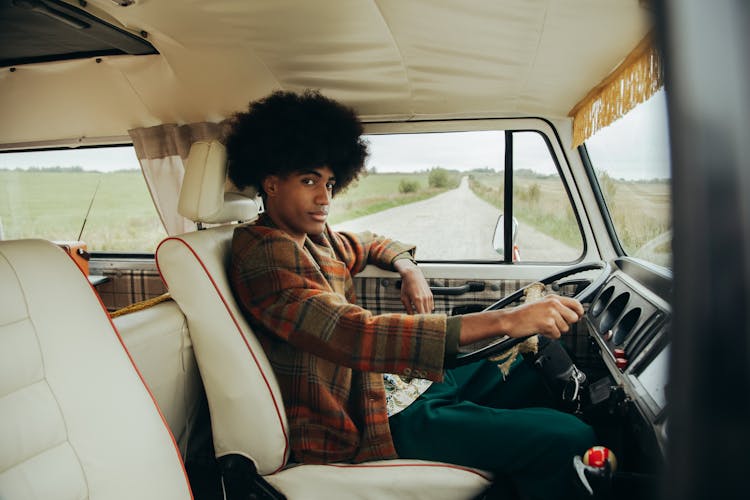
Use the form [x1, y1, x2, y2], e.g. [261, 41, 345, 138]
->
[454, 261, 611, 366]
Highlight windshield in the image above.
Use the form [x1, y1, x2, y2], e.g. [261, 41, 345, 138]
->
[332, 127, 583, 262]
[585, 89, 672, 269]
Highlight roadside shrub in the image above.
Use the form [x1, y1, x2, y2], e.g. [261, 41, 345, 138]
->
[399, 179, 420, 193]
[428, 167, 450, 188]
[528, 183, 541, 204]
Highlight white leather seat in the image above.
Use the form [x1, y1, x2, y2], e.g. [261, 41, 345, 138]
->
[0, 239, 192, 500]
[156, 140, 492, 499]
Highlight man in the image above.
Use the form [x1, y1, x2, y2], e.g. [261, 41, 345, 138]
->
[227, 90, 594, 499]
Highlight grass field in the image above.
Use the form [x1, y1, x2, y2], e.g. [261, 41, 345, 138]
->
[599, 176, 672, 265]
[1, 167, 669, 265]
[1, 168, 460, 251]
[469, 170, 671, 265]
[0, 169, 166, 252]
[469, 171, 583, 249]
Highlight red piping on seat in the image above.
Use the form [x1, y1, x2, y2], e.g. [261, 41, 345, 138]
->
[63, 248, 195, 499]
[156, 236, 290, 474]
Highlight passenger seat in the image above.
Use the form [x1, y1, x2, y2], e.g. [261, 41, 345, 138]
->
[0, 239, 192, 499]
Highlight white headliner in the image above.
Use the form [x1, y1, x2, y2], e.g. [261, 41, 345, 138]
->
[0, 0, 652, 146]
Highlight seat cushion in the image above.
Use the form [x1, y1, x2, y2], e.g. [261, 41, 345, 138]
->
[114, 299, 203, 458]
[265, 460, 491, 499]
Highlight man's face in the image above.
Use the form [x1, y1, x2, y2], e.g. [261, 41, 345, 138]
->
[263, 166, 336, 243]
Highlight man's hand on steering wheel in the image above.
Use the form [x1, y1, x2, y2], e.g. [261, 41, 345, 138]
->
[499, 295, 584, 340]
[454, 261, 611, 365]
[457, 295, 583, 346]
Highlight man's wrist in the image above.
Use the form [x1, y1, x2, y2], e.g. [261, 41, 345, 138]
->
[393, 254, 418, 275]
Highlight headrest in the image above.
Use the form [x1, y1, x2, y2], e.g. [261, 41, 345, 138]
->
[178, 140, 259, 225]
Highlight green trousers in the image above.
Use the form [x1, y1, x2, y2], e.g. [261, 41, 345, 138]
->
[389, 358, 595, 500]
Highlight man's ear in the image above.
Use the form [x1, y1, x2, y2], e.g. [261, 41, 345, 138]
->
[263, 175, 279, 197]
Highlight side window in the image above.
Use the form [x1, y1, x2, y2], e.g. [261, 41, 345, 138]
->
[0, 146, 167, 253]
[512, 132, 582, 262]
[331, 129, 583, 262]
[584, 90, 672, 269]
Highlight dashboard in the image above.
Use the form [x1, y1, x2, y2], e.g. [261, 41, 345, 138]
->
[583, 257, 671, 456]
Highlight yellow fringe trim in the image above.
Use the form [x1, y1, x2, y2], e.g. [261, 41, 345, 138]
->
[569, 32, 664, 147]
[110, 293, 172, 318]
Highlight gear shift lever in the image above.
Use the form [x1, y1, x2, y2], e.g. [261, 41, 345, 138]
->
[573, 446, 617, 497]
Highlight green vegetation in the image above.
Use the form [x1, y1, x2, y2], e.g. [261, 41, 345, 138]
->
[0, 169, 166, 252]
[1, 165, 669, 265]
[469, 171, 583, 249]
[398, 179, 420, 193]
[427, 167, 451, 188]
[468, 170, 671, 263]
[600, 176, 671, 264]
[1, 167, 465, 252]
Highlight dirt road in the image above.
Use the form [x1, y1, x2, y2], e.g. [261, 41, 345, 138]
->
[334, 177, 579, 261]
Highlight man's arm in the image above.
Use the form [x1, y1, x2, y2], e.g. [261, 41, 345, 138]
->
[326, 227, 415, 275]
[458, 295, 584, 345]
[327, 227, 435, 314]
[393, 257, 583, 346]
[393, 257, 434, 314]
[231, 228, 449, 380]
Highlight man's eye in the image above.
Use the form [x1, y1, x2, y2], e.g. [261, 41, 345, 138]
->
[302, 178, 315, 185]
[326, 183, 335, 190]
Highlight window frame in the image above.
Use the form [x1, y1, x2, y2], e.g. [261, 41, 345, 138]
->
[578, 142, 627, 258]
[360, 117, 591, 265]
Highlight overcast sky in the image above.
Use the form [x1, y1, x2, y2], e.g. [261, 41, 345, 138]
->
[584, 89, 671, 180]
[0, 144, 140, 172]
[0, 90, 670, 180]
[365, 89, 670, 180]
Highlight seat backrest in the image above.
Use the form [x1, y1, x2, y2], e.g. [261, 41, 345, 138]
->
[156, 140, 290, 475]
[0, 239, 192, 500]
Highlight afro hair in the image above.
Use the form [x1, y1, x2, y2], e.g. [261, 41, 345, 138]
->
[225, 90, 369, 196]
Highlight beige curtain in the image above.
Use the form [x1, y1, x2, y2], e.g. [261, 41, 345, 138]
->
[129, 122, 230, 235]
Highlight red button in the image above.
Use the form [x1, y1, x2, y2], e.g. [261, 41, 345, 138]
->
[615, 357, 628, 370]
[613, 348, 626, 357]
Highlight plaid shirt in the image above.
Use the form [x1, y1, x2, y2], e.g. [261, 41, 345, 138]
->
[230, 214, 449, 464]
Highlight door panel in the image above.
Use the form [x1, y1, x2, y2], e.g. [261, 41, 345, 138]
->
[353, 262, 589, 360]
[89, 257, 166, 312]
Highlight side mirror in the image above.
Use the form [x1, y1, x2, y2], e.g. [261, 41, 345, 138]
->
[492, 214, 520, 260]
